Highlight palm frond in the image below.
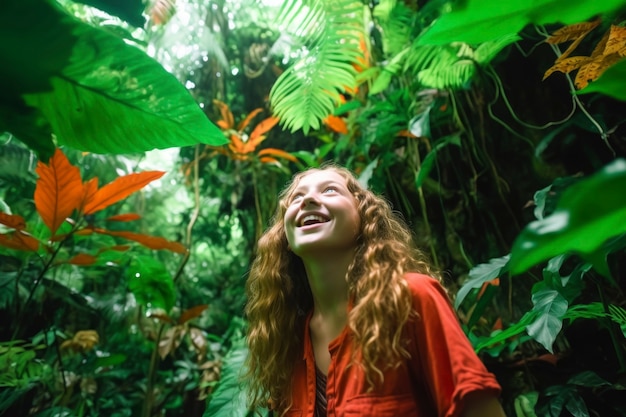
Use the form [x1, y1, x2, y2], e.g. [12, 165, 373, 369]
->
[269, 0, 365, 133]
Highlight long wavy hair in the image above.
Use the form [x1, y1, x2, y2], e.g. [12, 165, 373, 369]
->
[244, 165, 438, 416]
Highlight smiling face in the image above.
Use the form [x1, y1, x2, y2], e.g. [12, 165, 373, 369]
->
[283, 170, 361, 258]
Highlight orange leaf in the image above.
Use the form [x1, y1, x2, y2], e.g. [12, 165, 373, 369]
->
[543, 56, 590, 80]
[0, 212, 27, 230]
[249, 117, 280, 143]
[94, 228, 187, 254]
[257, 148, 298, 163]
[242, 135, 265, 154]
[229, 134, 246, 154]
[324, 115, 348, 134]
[396, 129, 418, 138]
[216, 120, 231, 130]
[179, 304, 209, 324]
[237, 108, 264, 132]
[83, 171, 165, 215]
[106, 213, 142, 222]
[81, 177, 99, 212]
[259, 156, 279, 164]
[109, 245, 131, 252]
[212, 99, 234, 129]
[34, 148, 84, 235]
[66, 253, 98, 266]
[0, 232, 40, 252]
[149, 312, 175, 324]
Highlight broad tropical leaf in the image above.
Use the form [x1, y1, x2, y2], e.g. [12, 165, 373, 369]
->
[417, 0, 626, 45]
[508, 159, 626, 275]
[34, 148, 84, 235]
[83, 171, 165, 215]
[128, 255, 176, 311]
[204, 339, 269, 417]
[455, 255, 510, 309]
[526, 284, 568, 352]
[3, 0, 226, 157]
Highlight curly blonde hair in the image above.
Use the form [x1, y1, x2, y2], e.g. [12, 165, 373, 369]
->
[244, 165, 438, 416]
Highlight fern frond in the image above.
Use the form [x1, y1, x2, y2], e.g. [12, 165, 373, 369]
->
[375, 0, 416, 57]
[269, 0, 365, 133]
[474, 34, 521, 65]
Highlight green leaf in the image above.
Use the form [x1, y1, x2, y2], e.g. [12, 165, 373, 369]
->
[567, 371, 611, 388]
[417, 0, 626, 45]
[204, 339, 268, 417]
[415, 134, 461, 189]
[526, 284, 568, 352]
[128, 255, 175, 311]
[269, 0, 364, 134]
[509, 159, 626, 276]
[4, 0, 226, 156]
[455, 255, 510, 309]
[578, 59, 626, 101]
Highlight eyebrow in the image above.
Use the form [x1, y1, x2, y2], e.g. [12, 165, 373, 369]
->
[291, 180, 344, 194]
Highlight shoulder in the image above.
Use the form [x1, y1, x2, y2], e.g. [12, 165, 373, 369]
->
[404, 272, 448, 296]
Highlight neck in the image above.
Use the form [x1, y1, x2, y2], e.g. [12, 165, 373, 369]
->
[301, 250, 353, 318]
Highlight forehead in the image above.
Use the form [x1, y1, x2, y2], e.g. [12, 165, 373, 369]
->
[294, 170, 348, 189]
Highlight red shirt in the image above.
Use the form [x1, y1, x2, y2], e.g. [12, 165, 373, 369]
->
[286, 273, 501, 417]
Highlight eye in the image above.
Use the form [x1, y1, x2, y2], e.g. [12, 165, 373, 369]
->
[323, 186, 337, 194]
[290, 193, 303, 203]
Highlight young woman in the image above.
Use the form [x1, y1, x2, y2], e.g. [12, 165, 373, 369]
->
[244, 165, 506, 417]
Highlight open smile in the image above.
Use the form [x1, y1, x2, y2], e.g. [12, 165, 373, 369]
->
[298, 214, 330, 228]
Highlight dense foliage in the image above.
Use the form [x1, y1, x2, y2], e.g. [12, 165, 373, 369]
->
[1, 0, 626, 416]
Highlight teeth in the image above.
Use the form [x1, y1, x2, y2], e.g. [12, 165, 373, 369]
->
[300, 215, 327, 226]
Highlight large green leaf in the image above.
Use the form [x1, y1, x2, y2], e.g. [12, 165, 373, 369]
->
[578, 59, 626, 101]
[508, 159, 626, 276]
[128, 255, 175, 312]
[3, 0, 227, 157]
[454, 254, 510, 309]
[417, 0, 626, 45]
[204, 339, 269, 417]
[526, 284, 568, 352]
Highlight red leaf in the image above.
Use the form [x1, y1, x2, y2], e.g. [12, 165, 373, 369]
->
[94, 228, 187, 254]
[66, 253, 98, 265]
[34, 149, 84, 235]
[83, 171, 165, 215]
[0, 212, 27, 230]
[0, 232, 40, 252]
[106, 213, 142, 222]
[178, 304, 209, 324]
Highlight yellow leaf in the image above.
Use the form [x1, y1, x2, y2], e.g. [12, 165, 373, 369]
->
[604, 25, 626, 56]
[546, 20, 601, 44]
[543, 56, 591, 80]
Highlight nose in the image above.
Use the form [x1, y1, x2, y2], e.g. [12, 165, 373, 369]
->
[299, 192, 320, 208]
